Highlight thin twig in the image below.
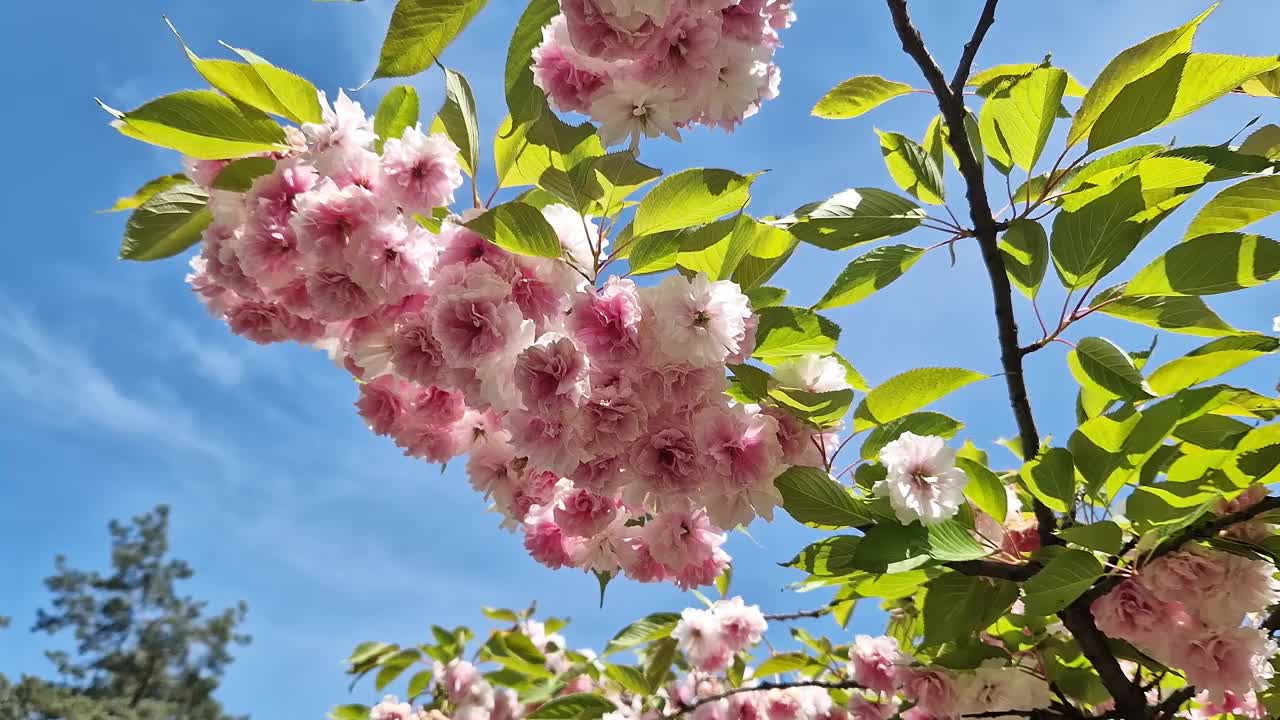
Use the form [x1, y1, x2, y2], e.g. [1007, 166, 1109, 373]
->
[672, 680, 865, 717]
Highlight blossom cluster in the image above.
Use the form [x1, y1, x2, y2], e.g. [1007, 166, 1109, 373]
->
[182, 91, 841, 591]
[1091, 488, 1280, 702]
[531, 0, 795, 148]
[673, 597, 769, 671]
[673, 631, 1052, 720]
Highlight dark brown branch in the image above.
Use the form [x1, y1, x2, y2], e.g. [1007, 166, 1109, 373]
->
[882, 0, 1055, 547]
[1057, 606, 1146, 720]
[948, 558, 1038, 582]
[949, 0, 1000, 96]
[881, 2, 1151, 717]
[1263, 605, 1280, 635]
[763, 599, 852, 621]
[672, 680, 864, 717]
[1154, 687, 1196, 718]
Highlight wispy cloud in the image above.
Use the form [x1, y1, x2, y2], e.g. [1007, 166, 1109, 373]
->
[0, 297, 232, 464]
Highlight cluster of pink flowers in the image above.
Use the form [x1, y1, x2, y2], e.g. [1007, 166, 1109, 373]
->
[1091, 501, 1280, 701]
[842, 636, 1051, 720]
[182, 90, 838, 591]
[531, 0, 795, 147]
[671, 632, 1050, 720]
[673, 597, 769, 671]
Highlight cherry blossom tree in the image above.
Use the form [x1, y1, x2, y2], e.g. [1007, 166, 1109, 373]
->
[97, 0, 1280, 718]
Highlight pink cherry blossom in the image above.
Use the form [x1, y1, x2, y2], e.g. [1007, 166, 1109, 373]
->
[355, 375, 410, 436]
[696, 405, 784, 528]
[850, 635, 904, 695]
[874, 432, 968, 526]
[569, 276, 644, 365]
[515, 336, 591, 414]
[649, 272, 751, 367]
[1091, 578, 1193, 650]
[554, 488, 618, 537]
[379, 127, 463, 215]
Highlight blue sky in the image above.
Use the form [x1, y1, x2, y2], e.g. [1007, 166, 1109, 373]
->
[1, 0, 1277, 717]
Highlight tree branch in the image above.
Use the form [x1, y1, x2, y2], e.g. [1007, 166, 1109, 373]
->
[882, 2, 1150, 717]
[672, 680, 864, 717]
[882, 0, 1055, 547]
[1154, 687, 1196, 718]
[947, 559, 1038, 582]
[949, 0, 1000, 96]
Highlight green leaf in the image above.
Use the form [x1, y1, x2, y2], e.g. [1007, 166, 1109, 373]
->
[1050, 175, 1147, 290]
[923, 573, 1018, 645]
[926, 518, 990, 561]
[372, 0, 488, 80]
[1088, 53, 1280, 152]
[877, 131, 944, 204]
[746, 286, 788, 309]
[604, 613, 680, 654]
[1184, 175, 1280, 240]
[733, 224, 799, 289]
[853, 367, 987, 432]
[100, 174, 189, 213]
[1126, 482, 1223, 529]
[120, 183, 212, 261]
[978, 67, 1068, 172]
[104, 91, 287, 159]
[969, 63, 1087, 97]
[715, 564, 732, 597]
[375, 85, 420, 153]
[346, 641, 399, 667]
[923, 110, 983, 173]
[407, 669, 433, 698]
[603, 664, 649, 695]
[851, 522, 931, 573]
[586, 151, 662, 215]
[775, 466, 873, 529]
[1149, 335, 1279, 395]
[1092, 288, 1241, 338]
[481, 607, 520, 623]
[433, 68, 480, 176]
[768, 387, 854, 429]
[504, 0, 558, 121]
[955, 458, 1008, 521]
[753, 307, 841, 358]
[813, 244, 923, 310]
[1022, 549, 1103, 616]
[860, 412, 964, 461]
[1125, 232, 1280, 296]
[1000, 220, 1049, 298]
[464, 202, 561, 258]
[633, 169, 755, 237]
[168, 22, 323, 125]
[1069, 337, 1152, 402]
[677, 215, 758, 281]
[1239, 123, 1280, 159]
[528, 693, 616, 720]
[374, 648, 421, 691]
[811, 76, 913, 119]
[1020, 447, 1076, 513]
[754, 652, 812, 677]
[783, 536, 861, 577]
[330, 705, 371, 720]
[1058, 521, 1123, 554]
[779, 188, 925, 251]
[1066, 5, 1214, 147]
[643, 638, 678, 692]
[212, 156, 276, 192]
[626, 229, 684, 275]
